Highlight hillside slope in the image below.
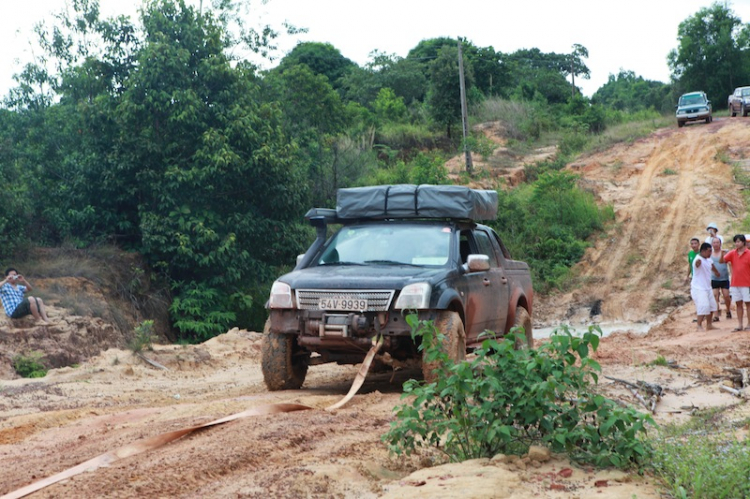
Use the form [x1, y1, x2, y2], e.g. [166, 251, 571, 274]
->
[537, 119, 750, 325]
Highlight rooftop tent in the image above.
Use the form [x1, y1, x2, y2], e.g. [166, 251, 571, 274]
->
[336, 184, 498, 221]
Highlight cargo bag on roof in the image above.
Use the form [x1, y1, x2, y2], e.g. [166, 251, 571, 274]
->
[336, 184, 498, 220]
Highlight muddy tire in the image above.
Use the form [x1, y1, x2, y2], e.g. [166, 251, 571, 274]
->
[421, 311, 466, 383]
[261, 320, 309, 391]
[512, 307, 533, 349]
[677, 121, 684, 128]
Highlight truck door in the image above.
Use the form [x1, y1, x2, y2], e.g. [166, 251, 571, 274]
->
[459, 229, 509, 342]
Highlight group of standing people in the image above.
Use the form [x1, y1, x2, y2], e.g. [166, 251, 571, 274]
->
[687, 223, 750, 331]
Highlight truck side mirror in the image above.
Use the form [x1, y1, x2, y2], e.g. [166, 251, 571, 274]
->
[463, 254, 490, 273]
[296, 254, 305, 266]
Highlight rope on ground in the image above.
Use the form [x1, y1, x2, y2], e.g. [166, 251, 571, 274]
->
[1, 334, 385, 499]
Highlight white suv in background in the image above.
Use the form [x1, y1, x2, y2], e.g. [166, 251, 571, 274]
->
[676, 91, 712, 127]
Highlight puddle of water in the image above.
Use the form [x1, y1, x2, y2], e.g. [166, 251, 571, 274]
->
[533, 322, 653, 339]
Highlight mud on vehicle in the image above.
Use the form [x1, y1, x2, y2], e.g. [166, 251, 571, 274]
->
[261, 184, 534, 390]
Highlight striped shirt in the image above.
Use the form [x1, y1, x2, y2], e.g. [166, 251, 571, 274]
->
[0, 283, 26, 317]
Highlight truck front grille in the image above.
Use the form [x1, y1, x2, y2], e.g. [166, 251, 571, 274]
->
[296, 289, 395, 311]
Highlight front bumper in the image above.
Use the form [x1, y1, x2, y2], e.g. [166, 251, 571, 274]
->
[268, 308, 440, 359]
[677, 110, 710, 123]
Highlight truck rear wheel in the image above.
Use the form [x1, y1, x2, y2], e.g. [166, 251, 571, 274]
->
[422, 311, 466, 383]
[261, 320, 309, 391]
[512, 307, 533, 349]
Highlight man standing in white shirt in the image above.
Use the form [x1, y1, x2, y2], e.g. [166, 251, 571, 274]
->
[692, 242, 720, 330]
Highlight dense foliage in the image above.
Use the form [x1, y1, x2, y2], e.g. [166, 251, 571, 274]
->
[383, 316, 653, 468]
[490, 169, 615, 292]
[592, 70, 672, 113]
[668, 2, 750, 107]
[3, 0, 730, 338]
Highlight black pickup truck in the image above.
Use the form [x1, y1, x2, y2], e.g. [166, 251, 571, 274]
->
[261, 185, 534, 390]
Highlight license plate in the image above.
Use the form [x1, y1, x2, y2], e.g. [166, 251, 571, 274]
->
[318, 297, 367, 311]
[687, 113, 698, 118]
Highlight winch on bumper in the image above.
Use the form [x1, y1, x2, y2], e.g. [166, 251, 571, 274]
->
[268, 307, 432, 356]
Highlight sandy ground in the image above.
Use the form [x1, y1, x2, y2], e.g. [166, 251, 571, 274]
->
[2, 118, 750, 498]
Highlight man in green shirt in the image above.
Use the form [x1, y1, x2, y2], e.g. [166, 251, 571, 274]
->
[685, 237, 700, 284]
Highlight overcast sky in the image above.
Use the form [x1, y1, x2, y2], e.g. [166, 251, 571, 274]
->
[2, 0, 750, 98]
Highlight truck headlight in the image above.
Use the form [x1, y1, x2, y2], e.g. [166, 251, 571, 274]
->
[269, 281, 294, 309]
[395, 282, 431, 310]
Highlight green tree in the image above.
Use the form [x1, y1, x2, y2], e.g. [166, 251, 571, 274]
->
[427, 45, 473, 138]
[262, 64, 349, 206]
[668, 3, 750, 106]
[275, 41, 355, 88]
[112, 0, 309, 339]
[373, 87, 407, 124]
[568, 44, 590, 95]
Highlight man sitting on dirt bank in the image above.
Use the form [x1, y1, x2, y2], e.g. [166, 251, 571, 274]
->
[720, 235, 750, 331]
[691, 242, 720, 331]
[0, 268, 50, 323]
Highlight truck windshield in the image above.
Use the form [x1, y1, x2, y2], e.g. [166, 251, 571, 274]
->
[679, 95, 705, 106]
[317, 224, 451, 267]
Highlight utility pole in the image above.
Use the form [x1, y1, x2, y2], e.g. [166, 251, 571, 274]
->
[457, 38, 473, 173]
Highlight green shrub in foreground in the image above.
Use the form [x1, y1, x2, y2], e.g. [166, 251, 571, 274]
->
[383, 318, 653, 468]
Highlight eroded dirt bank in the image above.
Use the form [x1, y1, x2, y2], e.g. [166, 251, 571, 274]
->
[2, 118, 750, 498]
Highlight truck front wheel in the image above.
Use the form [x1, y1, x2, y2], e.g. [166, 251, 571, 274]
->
[421, 311, 466, 383]
[261, 320, 309, 391]
[512, 307, 534, 349]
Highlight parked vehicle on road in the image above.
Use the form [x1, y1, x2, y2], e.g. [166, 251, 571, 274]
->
[676, 91, 712, 127]
[261, 185, 534, 390]
[728, 86, 750, 117]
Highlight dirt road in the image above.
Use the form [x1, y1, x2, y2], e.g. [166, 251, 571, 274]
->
[2, 119, 750, 498]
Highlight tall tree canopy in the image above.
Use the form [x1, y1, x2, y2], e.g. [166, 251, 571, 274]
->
[668, 2, 750, 106]
[274, 41, 355, 87]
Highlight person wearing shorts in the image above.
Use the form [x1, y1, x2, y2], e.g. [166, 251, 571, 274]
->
[692, 242, 719, 330]
[710, 237, 731, 320]
[0, 268, 50, 323]
[720, 235, 750, 331]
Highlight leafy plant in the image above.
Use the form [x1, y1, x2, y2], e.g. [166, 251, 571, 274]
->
[649, 355, 669, 366]
[383, 318, 653, 468]
[128, 320, 157, 354]
[12, 351, 48, 378]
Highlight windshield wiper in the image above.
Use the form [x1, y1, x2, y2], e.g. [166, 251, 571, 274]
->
[318, 261, 364, 266]
[364, 260, 420, 266]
